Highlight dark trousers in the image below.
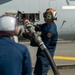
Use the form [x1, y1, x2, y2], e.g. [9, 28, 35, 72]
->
[34, 48, 55, 75]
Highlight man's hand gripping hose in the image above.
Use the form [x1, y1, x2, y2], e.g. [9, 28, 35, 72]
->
[23, 19, 60, 75]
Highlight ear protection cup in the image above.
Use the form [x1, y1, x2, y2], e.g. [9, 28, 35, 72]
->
[53, 11, 57, 20]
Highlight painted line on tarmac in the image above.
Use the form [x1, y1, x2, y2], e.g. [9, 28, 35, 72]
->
[54, 56, 75, 61]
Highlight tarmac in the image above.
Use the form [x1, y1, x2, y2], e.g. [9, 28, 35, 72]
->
[19, 40, 75, 69]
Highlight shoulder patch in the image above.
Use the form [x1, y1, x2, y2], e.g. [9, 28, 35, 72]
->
[47, 33, 52, 38]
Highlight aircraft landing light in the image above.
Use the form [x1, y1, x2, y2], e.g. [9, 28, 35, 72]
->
[54, 56, 75, 61]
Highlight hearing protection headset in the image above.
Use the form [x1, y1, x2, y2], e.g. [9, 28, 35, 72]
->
[43, 8, 57, 20]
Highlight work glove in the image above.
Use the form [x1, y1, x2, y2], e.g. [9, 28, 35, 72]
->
[34, 24, 41, 31]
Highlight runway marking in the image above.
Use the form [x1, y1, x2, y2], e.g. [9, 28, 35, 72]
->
[54, 56, 75, 61]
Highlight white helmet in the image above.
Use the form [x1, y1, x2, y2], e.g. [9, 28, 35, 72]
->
[0, 15, 17, 35]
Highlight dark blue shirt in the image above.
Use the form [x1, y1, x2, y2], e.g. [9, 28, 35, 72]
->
[41, 22, 58, 50]
[35, 22, 58, 57]
[0, 36, 32, 75]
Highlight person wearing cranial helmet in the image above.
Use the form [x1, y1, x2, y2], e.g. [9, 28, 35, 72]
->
[0, 15, 32, 75]
[43, 8, 57, 22]
[30, 8, 58, 75]
[1, 13, 22, 43]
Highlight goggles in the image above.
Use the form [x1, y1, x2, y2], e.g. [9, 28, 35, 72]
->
[43, 12, 53, 19]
